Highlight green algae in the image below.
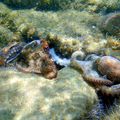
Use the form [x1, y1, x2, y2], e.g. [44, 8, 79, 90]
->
[0, 26, 13, 47]
[1, 2, 119, 57]
[2, 0, 120, 12]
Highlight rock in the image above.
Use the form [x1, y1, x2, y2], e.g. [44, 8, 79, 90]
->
[0, 67, 96, 120]
[104, 106, 120, 120]
[99, 12, 120, 37]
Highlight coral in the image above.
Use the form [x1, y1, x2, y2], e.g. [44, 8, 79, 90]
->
[88, 0, 120, 12]
[3, 0, 38, 8]
[0, 4, 38, 43]
[104, 37, 120, 59]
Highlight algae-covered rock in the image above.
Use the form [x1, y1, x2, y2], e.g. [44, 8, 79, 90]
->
[82, 35, 106, 54]
[99, 12, 120, 37]
[1, 0, 89, 10]
[0, 4, 23, 46]
[46, 33, 83, 57]
[2, 11, 38, 42]
[103, 37, 120, 59]
[0, 25, 22, 48]
[3, 0, 38, 8]
[104, 106, 120, 120]
[2, 0, 120, 12]
[0, 26, 14, 48]
[0, 67, 96, 120]
[88, 0, 120, 13]
[0, 2, 104, 57]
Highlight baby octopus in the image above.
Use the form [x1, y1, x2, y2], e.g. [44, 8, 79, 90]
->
[70, 51, 120, 118]
[16, 40, 57, 79]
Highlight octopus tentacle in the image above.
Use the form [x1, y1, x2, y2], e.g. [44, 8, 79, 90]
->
[71, 50, 85, 61]
[82, 75, 113, 88]
[16, 62, 38, 74]
[98, 84, 120, 97]
[70, 51, 86, 73]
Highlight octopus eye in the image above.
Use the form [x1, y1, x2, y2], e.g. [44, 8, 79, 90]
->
[44, 46, 49, 52]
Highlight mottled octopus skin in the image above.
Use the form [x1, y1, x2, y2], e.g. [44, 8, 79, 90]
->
[16, 40, 57, 79]
[97, 56, 120, 84]
[16, 56, 57, 79]
[97, 84, 120, 97]
[71, 52, 120, 118]
[83, 75, 113, 88]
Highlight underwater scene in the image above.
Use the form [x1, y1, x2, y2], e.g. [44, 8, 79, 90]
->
[0, 0, 120, 120]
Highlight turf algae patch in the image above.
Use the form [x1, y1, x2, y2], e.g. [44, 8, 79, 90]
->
[0, 67, 96, 120]
[2, 0, 120, 12]
[103, 105, 120, 120]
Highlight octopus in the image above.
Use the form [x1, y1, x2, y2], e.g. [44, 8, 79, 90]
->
[70, 51, 120, 118]
[16, 39, 57, 79]
[0, 40, 57, 79]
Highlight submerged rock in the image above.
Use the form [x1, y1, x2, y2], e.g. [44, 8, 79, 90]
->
[99, 12, 120, 37]
[104, 106, 120, 120]
[0, 67, 96, 120]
